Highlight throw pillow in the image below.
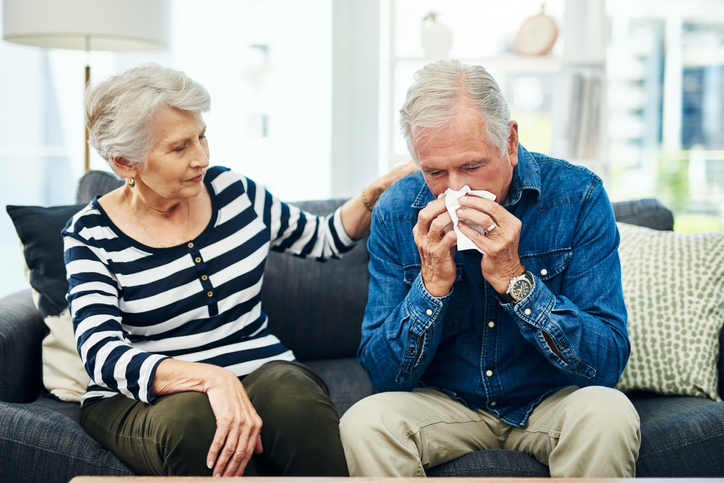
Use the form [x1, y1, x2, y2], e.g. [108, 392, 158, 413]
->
[42, 308, 91, 401]
[6, 204, 85, 318]
[7, 203, 89, 401]
[616, 222, 724, 401]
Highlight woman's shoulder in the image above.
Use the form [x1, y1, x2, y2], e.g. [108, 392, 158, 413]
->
[62, 196, 110, 241]
[206, 166, 266, 201]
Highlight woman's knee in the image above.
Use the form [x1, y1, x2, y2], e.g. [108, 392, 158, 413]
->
[154, 392, 217, 475]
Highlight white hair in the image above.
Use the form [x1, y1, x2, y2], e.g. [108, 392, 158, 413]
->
[399, 59, 511, 165]
[84, 63, 211, 176]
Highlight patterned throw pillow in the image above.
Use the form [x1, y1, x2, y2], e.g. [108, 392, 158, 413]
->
[616, 222, 724, 400]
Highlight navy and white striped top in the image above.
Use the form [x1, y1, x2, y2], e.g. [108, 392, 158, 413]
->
[63, 166, 355, 406]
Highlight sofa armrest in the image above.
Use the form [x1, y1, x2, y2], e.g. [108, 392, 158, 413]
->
[612, 198, 674, 231]
[0, 289, 45, 402]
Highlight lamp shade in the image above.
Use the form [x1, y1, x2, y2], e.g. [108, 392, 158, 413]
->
[3, 0, 169, 51]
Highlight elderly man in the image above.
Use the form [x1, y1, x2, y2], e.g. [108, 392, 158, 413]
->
[339, 60, 640, 477]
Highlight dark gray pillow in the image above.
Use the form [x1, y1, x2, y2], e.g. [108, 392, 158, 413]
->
[6, 204, 85, 318]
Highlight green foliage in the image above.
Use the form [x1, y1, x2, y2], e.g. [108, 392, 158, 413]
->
[656, 154, 689, 213]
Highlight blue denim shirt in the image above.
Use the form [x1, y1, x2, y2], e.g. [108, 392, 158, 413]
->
[359, 145, 629, 427]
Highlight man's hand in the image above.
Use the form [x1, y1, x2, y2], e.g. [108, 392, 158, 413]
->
[413, 197, 458, 297]
[455, 195, 525, 293]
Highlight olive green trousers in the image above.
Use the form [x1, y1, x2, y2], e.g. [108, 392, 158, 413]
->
[80, 361, 348, 476]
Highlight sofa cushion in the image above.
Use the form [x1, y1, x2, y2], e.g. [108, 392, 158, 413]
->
[262, 199, 370, 361]
[629, 393, 724, 476]
[616, 222, 724, 401]
[0, 397, 133, 483]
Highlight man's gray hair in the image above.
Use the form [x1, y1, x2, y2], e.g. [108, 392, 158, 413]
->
[399, 59, 511, 165]
[84, 62, 211, 176]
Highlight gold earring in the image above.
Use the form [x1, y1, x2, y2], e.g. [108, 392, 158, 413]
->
[128, 177, 136, 188]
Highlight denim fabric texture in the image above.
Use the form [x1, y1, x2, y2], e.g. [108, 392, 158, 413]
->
[359, 145, 630, 427]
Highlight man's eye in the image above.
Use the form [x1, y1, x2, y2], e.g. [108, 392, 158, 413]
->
[463, 166, 481, 171]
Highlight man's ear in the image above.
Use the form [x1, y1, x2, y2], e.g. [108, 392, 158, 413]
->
[110, 155, 137, 180]
[507, 121, 519, 154]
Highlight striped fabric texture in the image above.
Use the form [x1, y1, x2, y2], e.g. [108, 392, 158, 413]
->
[63, 166, 354, 406]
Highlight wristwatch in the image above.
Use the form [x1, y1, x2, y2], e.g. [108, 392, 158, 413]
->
[496, 271, 533, 304]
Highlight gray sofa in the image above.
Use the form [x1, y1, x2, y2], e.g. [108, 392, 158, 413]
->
[1, 170, 723, 482]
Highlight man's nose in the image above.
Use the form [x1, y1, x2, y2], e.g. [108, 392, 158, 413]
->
[447, 173, 468, 192]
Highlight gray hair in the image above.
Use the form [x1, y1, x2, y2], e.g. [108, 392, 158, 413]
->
[84, 63, 211, 176]
[400, 59, 511, 165]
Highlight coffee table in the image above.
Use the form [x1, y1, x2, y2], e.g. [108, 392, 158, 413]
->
[69, 478, 724, 483]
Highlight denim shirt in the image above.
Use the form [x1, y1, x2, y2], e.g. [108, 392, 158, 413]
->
[359, 145, 629, 427]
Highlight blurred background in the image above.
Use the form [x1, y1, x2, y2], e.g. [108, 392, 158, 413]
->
[1, 0, 723, 298]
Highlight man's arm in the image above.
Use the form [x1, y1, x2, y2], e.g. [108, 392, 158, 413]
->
[357, 200, 454, 392]
[459, 182, 629, 387]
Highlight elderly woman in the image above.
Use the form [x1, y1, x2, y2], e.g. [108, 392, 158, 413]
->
[62, 63, 414, 477]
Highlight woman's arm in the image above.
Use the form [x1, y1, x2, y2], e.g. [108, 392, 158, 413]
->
[152, 358, 263, 477]
[340, 161, 417, 239]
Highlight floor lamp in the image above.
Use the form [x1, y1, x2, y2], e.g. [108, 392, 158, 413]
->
[2, 0, 169, 172]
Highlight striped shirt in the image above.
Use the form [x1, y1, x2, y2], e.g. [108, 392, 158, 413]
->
[63, 166, 355, 406]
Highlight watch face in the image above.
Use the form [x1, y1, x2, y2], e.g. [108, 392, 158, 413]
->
[511, 278, 532, 301]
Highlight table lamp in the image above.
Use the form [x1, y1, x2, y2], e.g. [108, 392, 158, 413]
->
[2, 0, 169, 171]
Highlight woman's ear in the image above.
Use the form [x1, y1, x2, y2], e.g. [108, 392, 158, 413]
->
[110, 155, 137, 180]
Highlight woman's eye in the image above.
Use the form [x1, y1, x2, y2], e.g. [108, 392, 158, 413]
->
[174, 144, 185, 152]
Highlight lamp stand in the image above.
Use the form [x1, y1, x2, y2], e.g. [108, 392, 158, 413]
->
[84, 63, 90, 172]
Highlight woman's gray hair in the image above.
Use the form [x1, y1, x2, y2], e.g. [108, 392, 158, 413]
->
[400, 59, 511, 165]
[84, 62, 211, 176]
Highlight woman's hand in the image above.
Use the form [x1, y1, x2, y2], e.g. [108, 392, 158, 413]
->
[341, 160, 418, 239]
[152, 359, 263, 476]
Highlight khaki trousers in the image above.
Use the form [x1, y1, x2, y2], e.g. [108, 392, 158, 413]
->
[340, 385, 640, 477]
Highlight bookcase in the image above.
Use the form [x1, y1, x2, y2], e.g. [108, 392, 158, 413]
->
[382, 0, 608, 180]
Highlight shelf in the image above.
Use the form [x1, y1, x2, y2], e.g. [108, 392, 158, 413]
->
[393, 55, 605, 73]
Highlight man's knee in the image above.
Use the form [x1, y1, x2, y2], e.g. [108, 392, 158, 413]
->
[571, 387, 639, 428]
[340, 392, 407, 445]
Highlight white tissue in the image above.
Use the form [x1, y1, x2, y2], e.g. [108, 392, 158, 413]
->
[441, 185, 496, 252]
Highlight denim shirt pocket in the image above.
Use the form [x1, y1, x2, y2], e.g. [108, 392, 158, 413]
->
[521, 249, 572, 293]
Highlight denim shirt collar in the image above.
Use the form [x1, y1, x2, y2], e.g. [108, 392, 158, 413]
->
[410, 144, 542, 210]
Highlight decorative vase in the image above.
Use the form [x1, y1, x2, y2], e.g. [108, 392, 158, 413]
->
[421, 11, 453, 59]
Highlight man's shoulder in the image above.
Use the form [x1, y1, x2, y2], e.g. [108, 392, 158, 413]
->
[375, 170, 427, 219]
[528, 152, 603, 207]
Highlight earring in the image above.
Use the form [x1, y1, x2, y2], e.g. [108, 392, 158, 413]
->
[128, 177, 136, 188]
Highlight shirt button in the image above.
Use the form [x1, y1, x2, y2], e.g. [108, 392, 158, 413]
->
[540, 268, 547, 276]
[524, 308, 531, 316]
[426, 309, 433, 316]
[195, 257, 202, 263]
[486, 370, 493, 377]
[201, 275, 208, 281]
[207, 291, 213, 297]
[490, 401, 497, 407]
[188, 242, 194, 249]
[488, 321, 495, 328]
